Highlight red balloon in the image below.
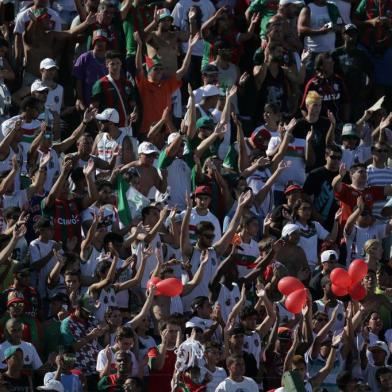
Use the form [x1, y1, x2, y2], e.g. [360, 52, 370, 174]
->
[156, 278, 183, 297]
[147, 276, 161, 290]
[349, 282, 367, 301]
[330, 268, 351, 289]
[348, 259, 368, 284]
[278, 277, 305, 296]
[285, 288, 307, 314]
[331, 284, 348, 297]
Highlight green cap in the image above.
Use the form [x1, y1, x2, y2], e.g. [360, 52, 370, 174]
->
[3, 346, 22, 362]
[157, 8, 173, 21]
[196, 116, 214, 130]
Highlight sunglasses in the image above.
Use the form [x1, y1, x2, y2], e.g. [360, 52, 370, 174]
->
[375, 148, 388, 153]
[329, 155, 342, 160]
[316, 317, 329, 322]
[343, 136, 358, 140]
[202, 233, 215, 240]
[10, 302, 24, 308]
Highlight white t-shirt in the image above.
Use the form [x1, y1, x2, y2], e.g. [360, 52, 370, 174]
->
[172, 0, 216, 56]
[181, 207, 222, 244]
[341, 144, 372, 169]
[0, 340, 42, 370]
[215, 376, 259, 392]
[294, 221, 329, 267]
[46, 83, 64, 114]
[205, 367, 227, 392]
[14, 7, 62, 34]
[267, 136, 306, 191]
[29, 238, 57, 298]
[344, 223, 387, 265]
[235, 238, 260, 278]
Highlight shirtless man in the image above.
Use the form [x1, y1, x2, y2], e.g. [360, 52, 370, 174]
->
[145, 8, 189, 78]
[21, 9, 94, 82]
[120, 142, 167, 197]
[274, 223, 310, 282]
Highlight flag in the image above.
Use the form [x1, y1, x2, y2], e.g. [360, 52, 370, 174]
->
[116, 175, 150, 226]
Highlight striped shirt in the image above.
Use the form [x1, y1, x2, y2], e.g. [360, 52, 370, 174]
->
[367, 164, 392, 219]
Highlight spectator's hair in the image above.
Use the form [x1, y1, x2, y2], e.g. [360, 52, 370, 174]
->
[115, 350, 132, 362]
[3, 206, 21, 220]
[76, 132, 94, 143]
[292, 355, 306, 367]
[226, 354, 244, 368]
[365, 311, 380, 324]
[94, 259, 111, 279]
[349, 163, 367, 174]
[239, 214, 258, 230]
[315, 52, 332, 73]
[320, 275, 331, 288]
[240, 306, 258, 320]
[258, 237, 274, 252]
[158, 316, 182, 332]
[105, 50, 123, 62]
[292, 199, 313, 222]
[96, 179, 113, 192]
[64, 270, 81, 279]
[191, 296, 209, 315]
[124, 378, 143, 390]
[103, 232, 124, 248]
[376, 367, 392, 384]
[264, 102, 281, 114]
[104, 306, 120, 322]
[204, 341, 221, 351]
[371, 141, 389, 153]
[325, 144, 342, 155]
[195, 221, 215, 235]
[141, 205, 159, 221]
[20, 96, 40, 111]
[115, 326, 135, 341]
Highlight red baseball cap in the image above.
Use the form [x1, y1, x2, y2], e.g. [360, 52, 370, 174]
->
[194, 185, 212, 196]
[284, 184, 302, 195]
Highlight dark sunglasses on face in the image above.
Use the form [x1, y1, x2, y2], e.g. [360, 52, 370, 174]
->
[375, 148, 388, 153]
[316, 317, 328, 322]
[329, 155, 342, 160]
[202, 233, 215, 240]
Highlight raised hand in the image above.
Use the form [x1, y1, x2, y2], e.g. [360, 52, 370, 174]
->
[238, 190, 252, 207]
[238, 71, 250, 87]
[13, 223, 27, 239]
[85, 11, 97, 25]
[339, 163, 347, 177]
[189, 32, 200, 47]
[61, 159, 73, 175]
[185, 191, 193, 210]
[200, 249, 209, 264]
[83, 158, 95, 177]
[83, 107, 98, 123]
[327, 110, 336, 126]
[306, 126, 315, 143]
[250, 12, 260, 24]
[11, 155, 19, 171]
[187, 83, 194, 100]
[227, 84, 237, 99]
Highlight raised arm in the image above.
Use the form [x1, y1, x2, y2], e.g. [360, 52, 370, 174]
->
[81, 159, 98, 209]
[137, 206, 168, 244]
[180, 193, 194, 258]
[43, 158, 73, 208]
[0, 156, 18, 196]
[194, 122, 227, 158]
[88, 253, 119, 294]
[0, 120, 21, 160]
[182, 250, 209, 295]
[332, 163, 347, 193]
[0, 224, 26, 265]
[80, 213, 99, 261]
[232, 113, 251, 172]
[53, 108, 96, 154]
[176, 34, 200, 81]
[134, 31, 144, 75]
[27, 122, 46, 167]
[270, 118, 296, 172]
[214, 191, 252, 256]
[344, 196, 363, 236]
[128, 285, 157, 329]
[325, 110, 336, 146]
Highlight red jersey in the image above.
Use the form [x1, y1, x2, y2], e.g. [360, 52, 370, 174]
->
[335, 183, 385, 224]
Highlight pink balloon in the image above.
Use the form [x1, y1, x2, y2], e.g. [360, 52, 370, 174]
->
[285, 288, 307, 314]
[349, 282, 367, 301]
[278, 277, 305, 296]
[156, 278, 183, 297]
[348, 259, 368, 284]
[331, 284, 349, 297]
[330, 268, 351, 289]
[147, 276, 161, 290]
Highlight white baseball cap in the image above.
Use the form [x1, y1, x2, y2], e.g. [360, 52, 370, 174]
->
[95, 108, 120, 124]
[37, 380, 64, 392]
[167, 132, 182, 145]
[281, 223, 300, 238]
[202, 84, 221, 98]
[40, 58, 58, 70]
[138, 141, 159, 155]
[320, 250, 338, 263]
[31, 80, 49, 93]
